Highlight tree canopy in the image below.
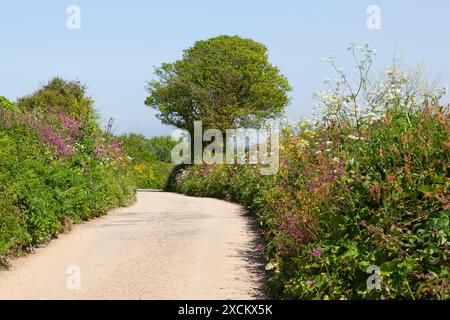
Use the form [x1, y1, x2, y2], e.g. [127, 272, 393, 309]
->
[119, 133, 177, 163]
[17, 77, 96, 119]
[145, 35, 292, 132]
[16, 77, 99, 132]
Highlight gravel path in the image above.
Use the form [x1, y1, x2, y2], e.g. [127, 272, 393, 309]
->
[0, 191, 267, 299]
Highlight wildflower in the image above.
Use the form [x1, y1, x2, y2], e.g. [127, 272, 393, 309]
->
[323, 54, 336, 63]
[332, 157, 340, 163]
[307, 279, 316, 286]
[256, 244, 263, 253]
[348, 134, 359, 140]
[387, 69, 396, 76]
[307, 247, 322, 257]
[300, 139, 310, 147]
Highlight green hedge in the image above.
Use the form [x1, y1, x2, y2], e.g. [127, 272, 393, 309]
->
[0, 81, 136, 264]
[173, 104, 449, 299]
[119, 133, 176, 189]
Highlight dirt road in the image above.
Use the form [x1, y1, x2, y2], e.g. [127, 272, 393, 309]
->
[0, 191, 267, 299]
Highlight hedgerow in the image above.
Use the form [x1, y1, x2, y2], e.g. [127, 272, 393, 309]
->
[0, 78, 136, 264]
[119, 133, 176, 189]
[172, 46, 449, 299]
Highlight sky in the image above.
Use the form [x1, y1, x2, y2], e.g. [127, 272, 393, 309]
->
[1, 0, 449, 137]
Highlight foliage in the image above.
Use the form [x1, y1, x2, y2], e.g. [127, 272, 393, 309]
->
[119, 133, 176, 189]
[16, 77, 99, 133]
[172, 47, 450, 299]
[0, 97, 14, 110]
[120, 133, 176, 163]
[145, 35, 292, 133]
[314, 42, 447, 129]
[0, 80, 136, 263]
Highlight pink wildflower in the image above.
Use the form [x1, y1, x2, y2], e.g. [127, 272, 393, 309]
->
[307, 247, 322, 257]
[307, 279, 316, 286]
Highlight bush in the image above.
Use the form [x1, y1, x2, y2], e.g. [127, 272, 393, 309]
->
[0, 80, 136, 263]
[174, 104, 449, 300]
[119, 133, 176, 189]
[173, 47, 449, 299]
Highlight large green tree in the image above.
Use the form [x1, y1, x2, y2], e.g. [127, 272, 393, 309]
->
[145, 35, 292, 133]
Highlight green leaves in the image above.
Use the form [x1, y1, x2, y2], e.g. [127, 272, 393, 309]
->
[0, 96, 14, 110]
[0, 80, 136, 263]
[145, 35, 291, 132]
[119, 133, 176, 189]
[174, 102, 449, 299]
[340, 241, 360, 262]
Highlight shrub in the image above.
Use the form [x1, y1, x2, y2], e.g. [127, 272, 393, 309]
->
[173, 46, 450, 299]
[0, 81, 136, 263]
[119, 133, 176, 189]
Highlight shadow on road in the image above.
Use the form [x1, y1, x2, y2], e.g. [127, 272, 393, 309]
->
[233, 208, 272, 299]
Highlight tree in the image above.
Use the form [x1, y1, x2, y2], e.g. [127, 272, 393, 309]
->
[145, 35, 292, 133]
[0, 96, 14, 110]
[16, 77, 99, 132]
[119, 133, 176, 163]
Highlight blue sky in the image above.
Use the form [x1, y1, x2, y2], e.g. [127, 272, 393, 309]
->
[1, 0, 449, 136]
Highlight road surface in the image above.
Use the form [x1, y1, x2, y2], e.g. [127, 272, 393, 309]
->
[0, 191, 267, 299]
